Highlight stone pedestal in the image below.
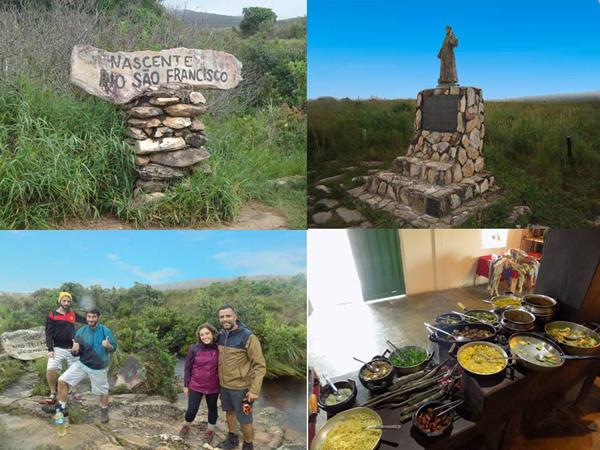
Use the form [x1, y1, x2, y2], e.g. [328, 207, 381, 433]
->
[120, 86, 211, 197]
[350, 86, 497, 227]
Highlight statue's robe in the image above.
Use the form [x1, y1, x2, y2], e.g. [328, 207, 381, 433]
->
[437, 31, 458, 85]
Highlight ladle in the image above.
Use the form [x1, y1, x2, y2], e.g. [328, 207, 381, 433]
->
[322, 374, 343, 402]
[424, 322, 468, 342]
[353, 357, 379, 372]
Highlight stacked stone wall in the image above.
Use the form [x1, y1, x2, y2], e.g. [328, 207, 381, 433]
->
[120, 86, 210, 196]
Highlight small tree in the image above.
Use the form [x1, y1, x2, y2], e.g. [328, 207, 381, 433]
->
[240, 7, 277, 37]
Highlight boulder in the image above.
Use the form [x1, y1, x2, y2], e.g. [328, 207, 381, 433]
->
[125, 127, 146, 140]
[336, 207, 365, 224]
[136, 180, 168, 193]
[134, 137, 186, 155]
[128, 106, 162, 118]
[164, 104, 207, 117]
[312, 211, 332, 225]
[115, 356, 147, 390]
[149, 147, 211, 168]
[136, 163, 185, 181]
[190, 120, 206, 132]
[184, 132, 208, 148]
[189, 92, 206, 104]
[149, 97, 180, 106]
[162, 116, 192, 130]
[127, 117, 161, 128]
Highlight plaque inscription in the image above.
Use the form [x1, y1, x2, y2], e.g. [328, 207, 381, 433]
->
[421, 95, 459, 132]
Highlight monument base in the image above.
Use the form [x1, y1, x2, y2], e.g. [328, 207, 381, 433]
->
[346, 84, 498, 227]
[349, 171, 498, 227]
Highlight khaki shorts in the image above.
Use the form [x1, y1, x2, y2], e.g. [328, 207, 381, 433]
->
[47, 347, 78, 372]
[59, 361, 109, 395]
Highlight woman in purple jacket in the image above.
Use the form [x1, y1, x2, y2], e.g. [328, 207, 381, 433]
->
[180, 322, 219, 443]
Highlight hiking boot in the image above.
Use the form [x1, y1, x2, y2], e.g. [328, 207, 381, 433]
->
[217, 432, 240, 449]
[100, 407, 109, 424]
[204, 429, 214, 443]
[242, 442, 254, 450]
[179, 424, 190, 439]
[45, 393, 57, 405]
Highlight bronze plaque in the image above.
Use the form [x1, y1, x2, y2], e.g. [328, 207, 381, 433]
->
[421, 95, 459, 132]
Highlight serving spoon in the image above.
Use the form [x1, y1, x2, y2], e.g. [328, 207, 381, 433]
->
[364, 424, 402, 431]
[424, 322, 468, 342]
[353, 357, 380, 372]
[451, 310, 496, 325]
[322, 374, 343, 402]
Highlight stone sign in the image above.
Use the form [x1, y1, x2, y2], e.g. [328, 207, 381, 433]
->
[71, 45, 243, 104]
[0, 327, 46, 360]
[421, 94, 459, 132]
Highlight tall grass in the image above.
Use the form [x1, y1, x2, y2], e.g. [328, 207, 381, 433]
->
[0, 0, 306, 229]
[308, 98, 600, 227]
[0, 80, 133, 229]
[0, 81, 306, 229]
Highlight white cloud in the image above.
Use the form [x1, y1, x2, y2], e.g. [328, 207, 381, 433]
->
[213, 249, 306, 275]
[105, 253, 178, 283]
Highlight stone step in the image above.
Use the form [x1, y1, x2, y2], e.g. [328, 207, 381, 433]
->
[391, 157, 455, 185]
[360, 170, 495, 218]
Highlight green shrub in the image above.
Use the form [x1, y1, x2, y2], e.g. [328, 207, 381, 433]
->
[0, 358, 26, 392]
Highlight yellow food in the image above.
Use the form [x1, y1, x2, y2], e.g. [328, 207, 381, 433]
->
[321, 412, 380, 450]
[548, 327, 599, 348]
[458, 344, 505, 375]
[492, 297, 521, 308]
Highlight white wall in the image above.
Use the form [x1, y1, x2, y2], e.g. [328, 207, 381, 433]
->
[400, 229, 524, 295]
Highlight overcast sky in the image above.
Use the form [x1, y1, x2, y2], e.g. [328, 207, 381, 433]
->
[163, 0, 306, 19]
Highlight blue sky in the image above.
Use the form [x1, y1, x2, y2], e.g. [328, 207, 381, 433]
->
[309, 0, 600, 99]
[0, 231, 306, 292]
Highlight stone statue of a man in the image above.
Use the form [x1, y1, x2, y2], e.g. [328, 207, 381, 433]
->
[437, 26, 458, 86]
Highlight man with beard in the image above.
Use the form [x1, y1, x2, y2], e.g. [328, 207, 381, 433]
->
[216, 305, 266, 450]
[43, 292, 86, 405]
[53, 307, 117, 424]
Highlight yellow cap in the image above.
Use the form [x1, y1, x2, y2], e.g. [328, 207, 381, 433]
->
[58, 291, 72, 303]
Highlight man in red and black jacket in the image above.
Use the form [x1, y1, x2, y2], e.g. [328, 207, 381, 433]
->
[43, 291, 86, 405]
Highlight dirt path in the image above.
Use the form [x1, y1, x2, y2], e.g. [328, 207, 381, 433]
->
[61, 201, 288, 230]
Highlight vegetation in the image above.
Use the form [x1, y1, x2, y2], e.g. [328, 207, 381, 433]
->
[0, 277, 307, 399]
[308, 97, 600, 227]
[0, 0, 306, 229]
[240, 7, 277, 37]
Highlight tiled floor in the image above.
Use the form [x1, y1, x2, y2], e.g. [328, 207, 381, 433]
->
[308, 284, 497, 377]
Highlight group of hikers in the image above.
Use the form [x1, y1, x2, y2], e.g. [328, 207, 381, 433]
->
[42, 291, 266, 450]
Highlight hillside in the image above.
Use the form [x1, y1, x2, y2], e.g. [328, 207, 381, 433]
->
[152, 275, 292, 291]
[168, 9, 242, 27]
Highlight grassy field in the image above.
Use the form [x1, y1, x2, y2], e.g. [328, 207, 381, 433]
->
[308, 97, 600, 227]
[0, 1, 306, 229]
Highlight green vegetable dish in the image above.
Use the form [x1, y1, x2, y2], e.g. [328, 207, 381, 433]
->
[466, 311, 498, 325]
[324, 388, 354, 406]
[390, 347, 428, 368]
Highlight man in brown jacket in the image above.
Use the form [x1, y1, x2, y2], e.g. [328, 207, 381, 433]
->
[216, 305, 266, 450]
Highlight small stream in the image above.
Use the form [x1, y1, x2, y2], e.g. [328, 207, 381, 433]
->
[175, 358, 306, 436]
